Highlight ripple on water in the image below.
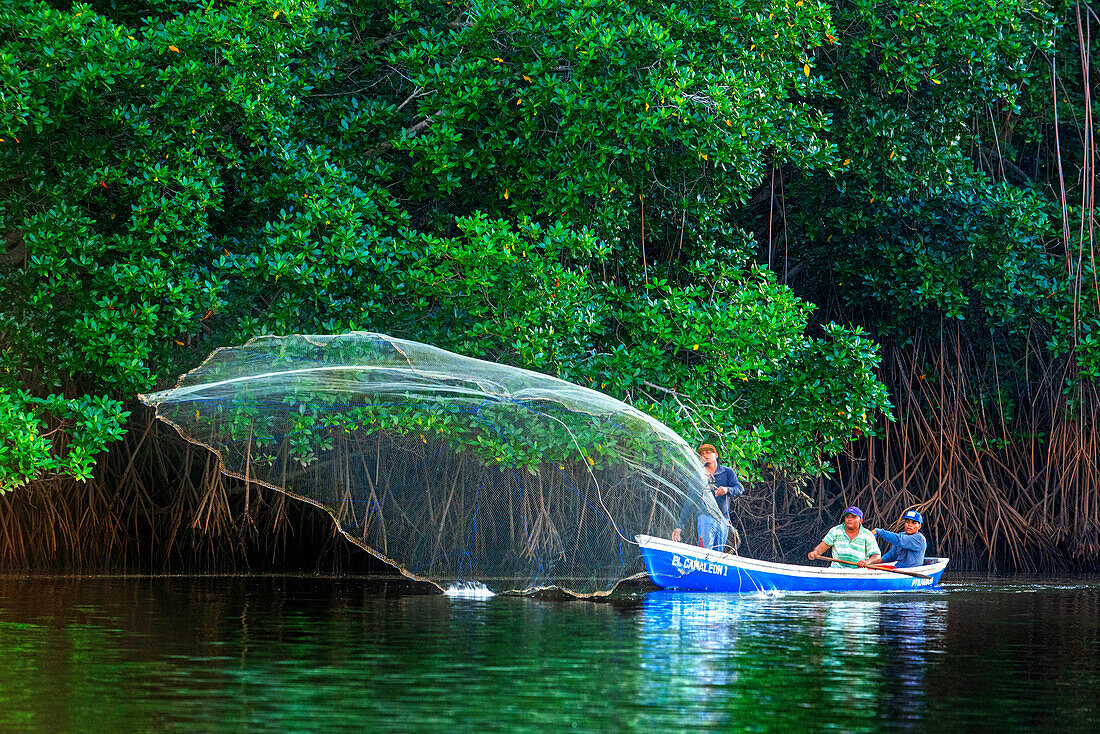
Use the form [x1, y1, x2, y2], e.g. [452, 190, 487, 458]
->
[443, 581, 496, 598]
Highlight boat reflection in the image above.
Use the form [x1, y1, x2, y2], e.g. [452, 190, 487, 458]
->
[877, 599, 948, 727]
[635, 592, 749, 729]
[635, 592, 948, 730]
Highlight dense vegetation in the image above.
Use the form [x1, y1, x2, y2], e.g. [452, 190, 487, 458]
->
[1, 0, 1097, 570]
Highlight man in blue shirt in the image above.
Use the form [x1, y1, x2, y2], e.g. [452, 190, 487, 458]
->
[871, 509, 928, 568]
[671, 444, 744, 550]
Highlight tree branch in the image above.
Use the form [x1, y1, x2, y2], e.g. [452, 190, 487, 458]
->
[365, 109, 443, 157]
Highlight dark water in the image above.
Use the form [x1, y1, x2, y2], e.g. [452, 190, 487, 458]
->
[0, 575, 1097, 732]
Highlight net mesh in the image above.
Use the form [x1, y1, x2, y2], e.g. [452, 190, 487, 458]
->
[139, 333, 719, 595]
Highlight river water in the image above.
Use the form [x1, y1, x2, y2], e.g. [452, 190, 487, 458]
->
[0, 575, 1097, 732]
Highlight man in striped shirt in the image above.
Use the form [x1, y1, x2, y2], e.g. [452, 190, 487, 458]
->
[807, 506, 882, 568]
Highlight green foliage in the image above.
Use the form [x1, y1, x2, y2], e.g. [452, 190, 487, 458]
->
[0, 387, 128, 492]
[369, 0, 836, 242]
[785, 0, 1065, 333]
[823, 183, 1058, 332]
[0, 0, 893, 491]
[766, 0, 1100, 441]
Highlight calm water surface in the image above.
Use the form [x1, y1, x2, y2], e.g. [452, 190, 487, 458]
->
[0, 574, 1097, 732]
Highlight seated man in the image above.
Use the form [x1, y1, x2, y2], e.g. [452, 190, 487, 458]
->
[872, 509, 927, 568]
[807, 506, 882, 568]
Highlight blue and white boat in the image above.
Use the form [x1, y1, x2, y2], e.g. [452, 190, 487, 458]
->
[636, 534, 949, 593]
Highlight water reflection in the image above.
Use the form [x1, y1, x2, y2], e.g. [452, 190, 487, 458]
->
[0, 577, 1096, 732]
[635, 593, 747, 728]
[879, 600, 947, 727]
[636, 592, 949, 732]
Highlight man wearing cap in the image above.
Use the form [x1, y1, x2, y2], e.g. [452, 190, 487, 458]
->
[671, 444, 744, 550]
[871, 510, 928, 568]
[807, 506, 882, 568]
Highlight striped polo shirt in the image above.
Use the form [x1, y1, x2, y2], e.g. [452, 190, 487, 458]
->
[822, 524, 881, 567]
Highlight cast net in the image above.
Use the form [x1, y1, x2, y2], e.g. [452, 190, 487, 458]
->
[140, 333, 720, 596]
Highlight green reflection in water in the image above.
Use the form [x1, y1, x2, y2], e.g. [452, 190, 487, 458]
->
[0, 577, 1097, 732]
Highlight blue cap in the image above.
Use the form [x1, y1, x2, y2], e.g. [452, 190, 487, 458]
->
[843, 506, 863, 519]
[903, 509, 923, 524]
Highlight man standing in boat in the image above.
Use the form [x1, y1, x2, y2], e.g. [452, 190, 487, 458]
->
[871, 509, 927, 568]
[808, 506, 882, 568]
[671, 443, 744, 550]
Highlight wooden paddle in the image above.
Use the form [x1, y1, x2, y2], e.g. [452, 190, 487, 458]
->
[823, 556, 932, 580]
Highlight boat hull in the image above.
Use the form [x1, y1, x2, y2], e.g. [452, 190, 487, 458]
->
[636, 534, 948, 593]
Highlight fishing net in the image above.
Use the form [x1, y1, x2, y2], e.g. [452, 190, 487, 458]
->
[139, 333, 719, 596]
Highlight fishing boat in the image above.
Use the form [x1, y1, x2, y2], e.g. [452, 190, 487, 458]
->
[636, 534, 949, 593]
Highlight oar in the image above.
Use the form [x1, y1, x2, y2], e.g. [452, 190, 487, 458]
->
[822, 556, 931, 580]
